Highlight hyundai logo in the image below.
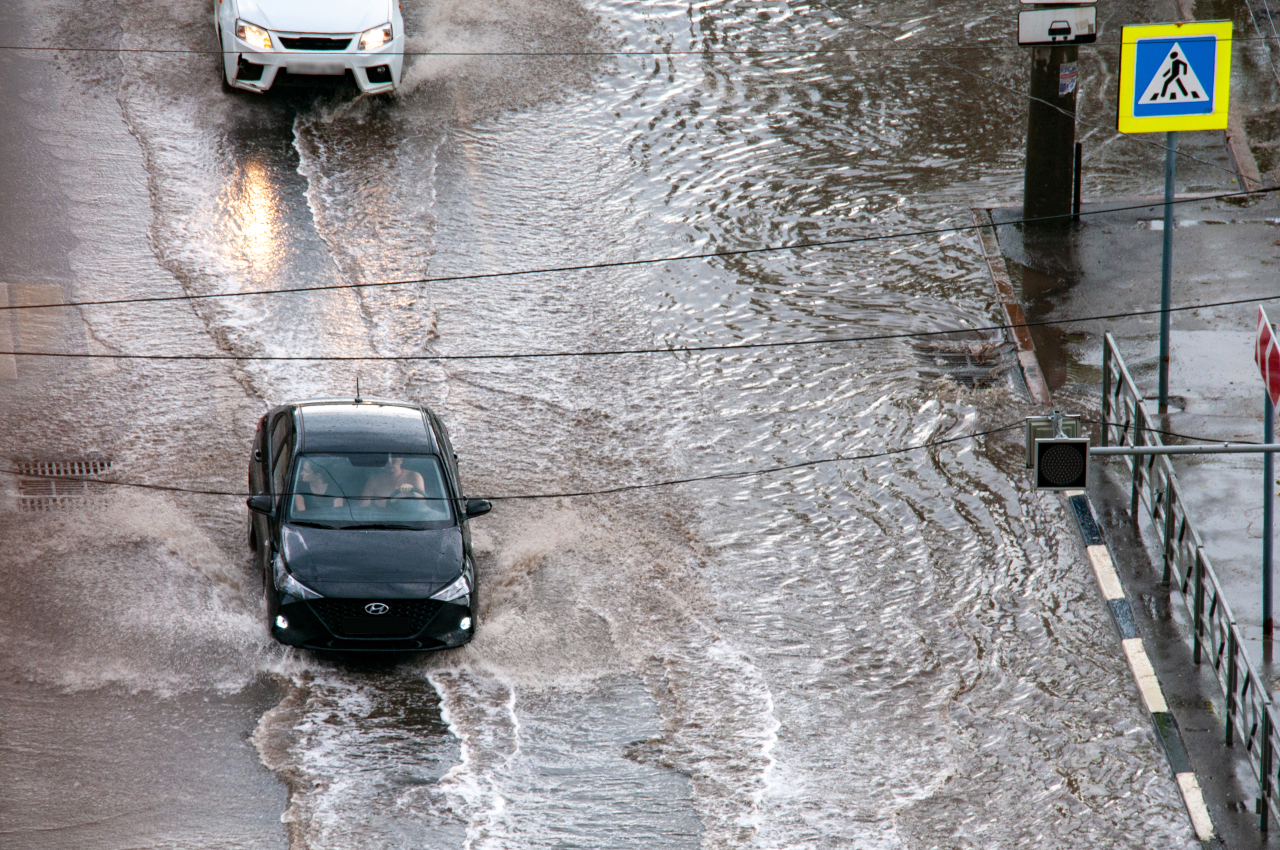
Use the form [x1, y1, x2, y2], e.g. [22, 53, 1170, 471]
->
[364, 602, 390, 615]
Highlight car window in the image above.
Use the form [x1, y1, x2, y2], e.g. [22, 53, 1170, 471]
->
[286, 453, 455, 529]
[270, 412, 294, 496]
[250, 415, 268, 495]
[431, 414, 462, 493]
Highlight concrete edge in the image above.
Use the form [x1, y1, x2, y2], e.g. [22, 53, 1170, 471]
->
[1065, 490, 1218, 844]
[1227, 114, 1266, 194]
[975, 193, 1276, 214]
[969, 207, 1052, 404]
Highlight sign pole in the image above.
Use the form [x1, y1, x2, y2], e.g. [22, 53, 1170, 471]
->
[1266, 391, 1274, 642]
[1159, 132, 1176, 412]
[1119, 20, 1232, 410]
[1256, 307, 1279, 645]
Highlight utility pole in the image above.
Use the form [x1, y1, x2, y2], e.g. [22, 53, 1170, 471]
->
[1024, 45, 1079, 223]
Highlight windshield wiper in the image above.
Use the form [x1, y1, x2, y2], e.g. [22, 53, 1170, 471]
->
[344, 523, 420, 530]
[289, 520, 341, 530]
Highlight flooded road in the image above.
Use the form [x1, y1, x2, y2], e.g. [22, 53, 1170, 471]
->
[0, 0, 1207, 847]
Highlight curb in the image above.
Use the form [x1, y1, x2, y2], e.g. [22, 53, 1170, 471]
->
[971, 208, 1052, 404]
[1065, 491, 1217, 844]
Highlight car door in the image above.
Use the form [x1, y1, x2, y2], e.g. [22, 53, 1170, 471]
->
[428, 411, 469, 545]
[248, 413, 269, 552]
[428, 413, 460, 493]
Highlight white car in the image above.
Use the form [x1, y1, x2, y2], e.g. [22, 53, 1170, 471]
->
[214, 0, 404, 94]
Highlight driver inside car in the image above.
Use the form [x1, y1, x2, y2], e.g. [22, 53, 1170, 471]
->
[359, 454, 427, 507]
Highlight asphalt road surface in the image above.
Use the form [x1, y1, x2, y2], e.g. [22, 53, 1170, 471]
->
[0, 0, 1215, 847]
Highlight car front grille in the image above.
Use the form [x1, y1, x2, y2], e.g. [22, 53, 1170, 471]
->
[308, 599, 443, 637]
[280, 36, 351, 51]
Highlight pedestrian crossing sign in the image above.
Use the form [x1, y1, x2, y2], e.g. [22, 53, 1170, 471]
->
[1118, 21, 1232, 133]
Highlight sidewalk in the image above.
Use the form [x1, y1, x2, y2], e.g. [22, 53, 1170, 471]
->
[987, 187, 1280, 845]
[993, 190, 1280, 656]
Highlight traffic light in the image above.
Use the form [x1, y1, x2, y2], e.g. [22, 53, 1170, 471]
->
[1025, 414, 1089, 490]
[1023, 415, 1083, 467]
[1034, 437, 1090, 490]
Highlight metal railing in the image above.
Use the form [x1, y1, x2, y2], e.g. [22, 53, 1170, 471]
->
[1102, 332, 1280, 830]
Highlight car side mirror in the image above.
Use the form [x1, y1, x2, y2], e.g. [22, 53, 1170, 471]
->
[464, 498, 492, 518]
[247, 494, 276, 516]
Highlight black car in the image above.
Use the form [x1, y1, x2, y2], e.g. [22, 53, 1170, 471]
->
[247, 398, 490, 651]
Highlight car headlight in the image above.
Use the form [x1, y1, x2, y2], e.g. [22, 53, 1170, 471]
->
[431, 572, 471, 603]
[358, 23, 394, 51]
[235, 20, 273, 51]
[273, 553, 323, 600]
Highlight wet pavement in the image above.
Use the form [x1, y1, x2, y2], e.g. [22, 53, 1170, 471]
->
[998, 192, 1280, 654]
[3, 0, 1269, 847]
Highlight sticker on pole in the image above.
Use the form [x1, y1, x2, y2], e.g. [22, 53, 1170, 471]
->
[1118, 21, 1232, 133]
[1256, 306, 1280, 407]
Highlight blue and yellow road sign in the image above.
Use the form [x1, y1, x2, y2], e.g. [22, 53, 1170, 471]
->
[1118, 20, 1232, 133]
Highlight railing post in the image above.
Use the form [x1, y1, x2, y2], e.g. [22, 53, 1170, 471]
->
[1131, 453, 1142, 521]
[1261, 709, 1273, 832]
[1228, 630, 1239, 746]
[1102, 335, 1112, 447]
[1193, 547, 1205, 664]
[1162, 482, 1175, 585]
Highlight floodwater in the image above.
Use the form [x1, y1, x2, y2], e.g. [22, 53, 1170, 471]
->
[0, 0, 1206, 847]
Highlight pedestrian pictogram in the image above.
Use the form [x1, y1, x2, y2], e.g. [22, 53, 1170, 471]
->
[1117, 21, 1232, 133]
[1256, 306, 1280, 406]
[1138, 43, 1208, 105]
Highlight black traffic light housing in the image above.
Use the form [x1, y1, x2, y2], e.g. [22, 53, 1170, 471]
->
[1034, 437, 1090, 490]
[1025, 414, 1089, 490]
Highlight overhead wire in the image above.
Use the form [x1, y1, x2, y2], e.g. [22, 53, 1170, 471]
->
[0, 422, 1021, 501]
[0, 35, 1277, 56]
[0, 27, 1268, 499]
[1237, 0, 1280, 87]
[6, 290, 1280, 363]
[816, 4, 1252, 179]
[7, 420, 1261, 502]
[1, 186, 1275, 318]
[5, 418, 1263, 503]
[1083, 418, 1263, 445]
[1, 13, 1269, 177]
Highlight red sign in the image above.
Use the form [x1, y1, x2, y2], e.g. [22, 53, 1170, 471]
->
[1256, 306, 1280, 407]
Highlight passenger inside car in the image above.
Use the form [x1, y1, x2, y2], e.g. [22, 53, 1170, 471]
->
[294, 457, 346, 513]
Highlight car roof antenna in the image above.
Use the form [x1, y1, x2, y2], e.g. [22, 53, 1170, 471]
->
[355, 375, 363, 404]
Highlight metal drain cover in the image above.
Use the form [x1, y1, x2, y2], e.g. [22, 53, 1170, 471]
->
[15, 459, 113, 511]
[911, 339, 1015, 388]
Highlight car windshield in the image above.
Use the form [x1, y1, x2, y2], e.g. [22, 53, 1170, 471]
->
[286, 453, 454, 529]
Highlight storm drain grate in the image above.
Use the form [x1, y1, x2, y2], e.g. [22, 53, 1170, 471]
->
[911, 339, 1016, 388]
[15, 459, 113, 512]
